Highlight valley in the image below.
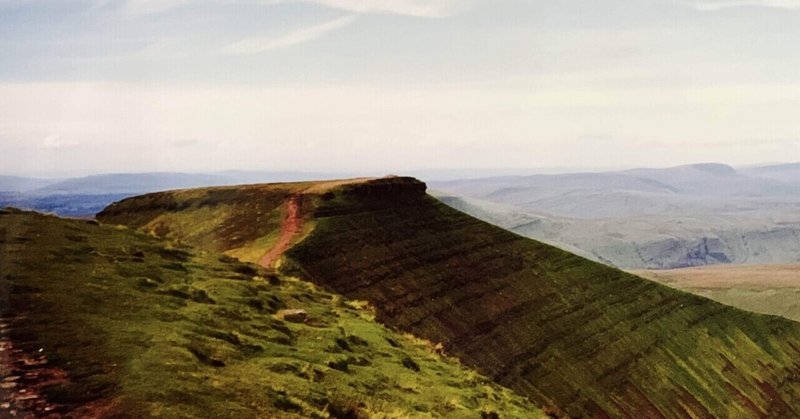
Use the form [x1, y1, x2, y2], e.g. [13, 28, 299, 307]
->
[432, 163, 800, 269]
[634, 263, 800, 323]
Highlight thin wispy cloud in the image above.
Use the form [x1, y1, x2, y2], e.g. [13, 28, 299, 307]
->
[3, 0, 800, 174]
[103, 0, 471, 17]
[688, 0, 800, 10]
[289, 0, 470, 18]
[40, 134, 79, 150]
[221, 15, 356, 54]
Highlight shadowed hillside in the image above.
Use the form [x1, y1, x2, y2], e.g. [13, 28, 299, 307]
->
[1, 208, 541, 418]
[99, 177, 800, 417]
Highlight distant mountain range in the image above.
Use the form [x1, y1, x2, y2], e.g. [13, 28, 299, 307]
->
[0, 175, 59, 192]
[431, 162, 800, 269]
[0, 171, 357, 216]
[4, 163, 800, 268]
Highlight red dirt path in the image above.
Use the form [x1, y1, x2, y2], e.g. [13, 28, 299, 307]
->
[258, 194, 304, 268]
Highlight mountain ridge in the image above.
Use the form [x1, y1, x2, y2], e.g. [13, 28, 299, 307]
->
[98, 176, 800, 417]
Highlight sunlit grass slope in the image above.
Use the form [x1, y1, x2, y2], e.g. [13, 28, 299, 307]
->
[97, 182, 306, 264]
[98, 177, 800, 417]
[0, 208, 542, 418]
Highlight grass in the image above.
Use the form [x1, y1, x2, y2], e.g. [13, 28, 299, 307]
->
[0, 208, 543, 418]
[96, 177, 800, 417]
[283, 179, 800, 417]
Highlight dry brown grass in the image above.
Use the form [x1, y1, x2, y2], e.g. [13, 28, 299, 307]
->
[632, 264, 800, 289]
[632, 264, 800, 323]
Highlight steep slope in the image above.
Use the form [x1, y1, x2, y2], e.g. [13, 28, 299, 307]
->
[1, 208, 542, 418]
[99, 178, 800, 418]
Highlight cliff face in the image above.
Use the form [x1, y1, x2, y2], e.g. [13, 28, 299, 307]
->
[97, 177, 800, 417]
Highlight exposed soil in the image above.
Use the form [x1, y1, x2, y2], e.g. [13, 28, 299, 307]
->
[258, 194, 304, 268]
[0, 315, 67, 418]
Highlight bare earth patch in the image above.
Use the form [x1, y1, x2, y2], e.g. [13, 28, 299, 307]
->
[1, 315, 68, 418]
[258, 194, 304, 268]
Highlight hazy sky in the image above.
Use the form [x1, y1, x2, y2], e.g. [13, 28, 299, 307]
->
[2, 0, 800, 176]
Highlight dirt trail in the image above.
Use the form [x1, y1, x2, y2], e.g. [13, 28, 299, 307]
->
[258, 194, 304, 268]
[0, 315, 67, 418]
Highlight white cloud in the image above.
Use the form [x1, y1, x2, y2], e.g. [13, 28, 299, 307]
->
[113, 0, 470, 17]
[40, 134, 79, 149]
[287, 0, 470, 18]
[222, 14, 356, 54]
[687, 0, 800, 10]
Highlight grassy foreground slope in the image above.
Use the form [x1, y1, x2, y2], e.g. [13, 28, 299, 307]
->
[0, 208, 542, 418]
[99, 178, 800, 418]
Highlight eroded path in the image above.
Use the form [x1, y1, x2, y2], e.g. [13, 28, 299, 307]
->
[0, 315, 66, 418]
[258, 194, 304, 268]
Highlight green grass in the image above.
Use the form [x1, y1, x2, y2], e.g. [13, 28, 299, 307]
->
[97, 183, 309, 264]
[95, 177, 800, 417]
[283, 179, 800, 417]
[0, 209, 543, 418]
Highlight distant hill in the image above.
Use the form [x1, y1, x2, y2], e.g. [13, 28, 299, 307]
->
[434, 192, 800, 269]
[0, 175, 58, 192]
[34, 172, 229, 195]
[742, 162, 800, 183]
[99, 177, 800, 417]
[431, 163, 800, 219]
[430, 162, 800, 268]
[35, 171, 356, 195]
[0, 171, 355, 216]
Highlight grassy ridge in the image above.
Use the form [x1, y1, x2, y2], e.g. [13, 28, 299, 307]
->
[98, 183, 307, 264]
[0, 208, 542, 418]
[97, 177, 800, 417]
[283, 179, 800, 417]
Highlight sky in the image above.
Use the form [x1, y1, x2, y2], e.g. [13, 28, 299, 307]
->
[1, 0, 800, 177]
